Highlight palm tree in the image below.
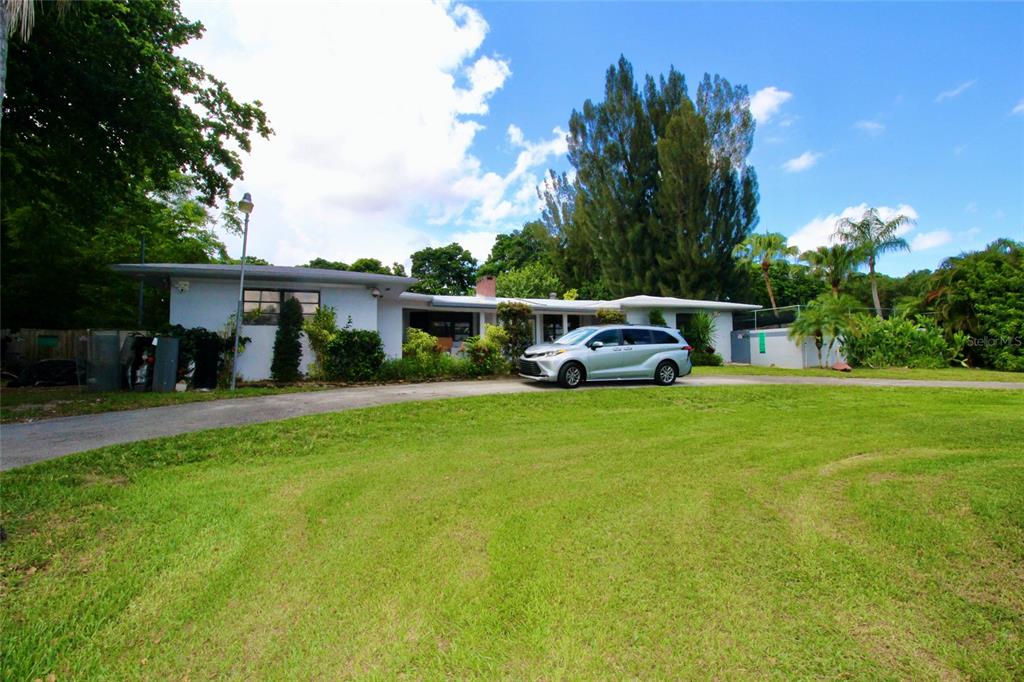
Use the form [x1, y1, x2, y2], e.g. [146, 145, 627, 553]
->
[833, 208, 912, 317]
[788, 294, 857, 368]
[1, 0, 67, 114]
[801, 244, 862, 297]
[734, 232, 798, 312]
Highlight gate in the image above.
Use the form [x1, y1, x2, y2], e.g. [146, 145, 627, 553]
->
[730, 330, 750, 364]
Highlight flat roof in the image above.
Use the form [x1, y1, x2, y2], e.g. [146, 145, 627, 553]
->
[112, 263, 418, 288]
[403, 293, 760, 312]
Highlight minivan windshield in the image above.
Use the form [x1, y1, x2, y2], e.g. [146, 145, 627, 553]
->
[553, 327, 597, 345]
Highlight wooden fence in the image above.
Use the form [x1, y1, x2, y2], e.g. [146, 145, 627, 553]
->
[1, 329, 89, 367]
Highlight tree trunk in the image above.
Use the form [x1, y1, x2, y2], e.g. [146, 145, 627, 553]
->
[762, 263, 777, 312]
[831, 283, 840, 297]
[869, 255, 883, 317]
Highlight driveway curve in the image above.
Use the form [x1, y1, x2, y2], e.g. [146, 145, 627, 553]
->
[2, 375, 1022, 471]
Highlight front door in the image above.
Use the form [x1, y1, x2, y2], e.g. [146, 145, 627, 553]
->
[731, 330, 750, 364]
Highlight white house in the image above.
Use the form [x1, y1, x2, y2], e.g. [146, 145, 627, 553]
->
[113, 263, 762, 381]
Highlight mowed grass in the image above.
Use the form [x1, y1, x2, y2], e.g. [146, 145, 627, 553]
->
[700, 364, 1024, 382]
[2, 386, 1022, 679]
[0, 385, 328, 423]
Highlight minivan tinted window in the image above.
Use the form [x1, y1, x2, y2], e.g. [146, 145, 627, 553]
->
[622, 328, 652, 345]
[651, 330, 678, 344]
[589, 329, 620, 347]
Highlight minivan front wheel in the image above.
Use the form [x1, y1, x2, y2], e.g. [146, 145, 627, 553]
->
[654, 360, 677, 386]
[558, 362, 585, 389]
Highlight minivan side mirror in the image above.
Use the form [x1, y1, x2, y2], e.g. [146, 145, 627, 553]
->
[590, 341, 604, 350]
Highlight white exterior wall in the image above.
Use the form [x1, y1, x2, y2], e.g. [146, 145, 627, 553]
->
[712, 312, 733, 363]
[746, 327, 844, 369]
[168, 277, 384, 381]
[625, 309, 651, 325]
[379, 300, 404, 358]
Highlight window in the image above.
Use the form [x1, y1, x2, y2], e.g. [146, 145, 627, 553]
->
[651, 329, 680, 345]
[408, 311, 474, 341]
[622, 328, 653, 345]
[243, 289, 320, 325]
[567, 315, 583, 331]
[543, 314, 564, 342]
[589, 329, 620, 347]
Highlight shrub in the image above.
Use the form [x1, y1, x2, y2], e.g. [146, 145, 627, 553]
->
[648, 310, 668, 327]
[270, 297, 304, 382]
[690, 351, 723, 366]
[843, 314, 957, 369]
[685, 311, 717, 352]
[377, 354, 474, 382]
[497, 301, 533, 359]
[302, 306, 338, 378]
[463, 324, 511, 375]
[322, 326, 385, 381]
[596, 308, 626, 324]
[403, 328, 442, 360]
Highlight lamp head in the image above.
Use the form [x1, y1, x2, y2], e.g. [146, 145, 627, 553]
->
[238, 192, 254, 215]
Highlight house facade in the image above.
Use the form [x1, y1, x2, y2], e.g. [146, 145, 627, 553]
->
[113, 263, 761, 381]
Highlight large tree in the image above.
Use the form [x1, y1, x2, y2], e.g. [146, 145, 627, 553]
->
[834, 208, 912, 317]
[409, 243, 477, 296]
[567, 57, 758, 299]
[1, 0, 271, 328]
[477, 221, 554, 277]
[537, 170, 607, 299]
[801, 244, 862, 297]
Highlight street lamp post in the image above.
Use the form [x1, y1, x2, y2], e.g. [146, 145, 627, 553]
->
[230, 192, 254, 390]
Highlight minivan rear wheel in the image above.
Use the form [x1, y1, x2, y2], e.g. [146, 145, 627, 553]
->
[654, 360, 677, 386]
[558, 362, 585, 389]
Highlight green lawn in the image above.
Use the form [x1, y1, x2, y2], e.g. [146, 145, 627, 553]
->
[701, 364, 1024, 382]
[0, 385, 327, 423]
[2, 386, 1022, 679]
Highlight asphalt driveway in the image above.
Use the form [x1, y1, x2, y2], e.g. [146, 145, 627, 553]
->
[2, 375, 1022, 471]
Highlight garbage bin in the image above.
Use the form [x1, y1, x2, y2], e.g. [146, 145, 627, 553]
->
[86, 331, 121, 391]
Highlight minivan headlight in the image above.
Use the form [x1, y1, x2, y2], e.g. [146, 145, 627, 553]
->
[538, 349, 567, 357]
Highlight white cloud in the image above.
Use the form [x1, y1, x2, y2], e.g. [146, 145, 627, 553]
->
[446, 230, 498, 263]
[910, 230, 953, 251]
[788, 203, 919, 252]
[854, 120, 885, 135]
[782, 151, 822, 173]
[1013, 99, 1024, 115]
[749, 86, 792, 124]
[178, 0, 559, 267]
[935, 79, 976, 102]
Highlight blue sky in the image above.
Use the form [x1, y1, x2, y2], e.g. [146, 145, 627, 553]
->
[184, 1, 1023, 277]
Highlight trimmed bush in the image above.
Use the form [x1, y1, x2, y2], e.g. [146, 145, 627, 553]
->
[403, 328, 442, 360]
[377, 354, 474, 382]
[596, 308, 627, 324]
[463, 324, 511, 375]
[690, 351, 723, 366]
[648, 310, 668, 327]
[270, 297, 304, 382]
[302, 306, 338, 379]
[497, 301, 533, 359]
[322, 327, 385, 381]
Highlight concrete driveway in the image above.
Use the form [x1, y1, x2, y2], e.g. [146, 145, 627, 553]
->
[2, 375, 1022, 471]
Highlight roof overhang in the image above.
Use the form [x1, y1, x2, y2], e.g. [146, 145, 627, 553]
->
[111, 263, 418, 292]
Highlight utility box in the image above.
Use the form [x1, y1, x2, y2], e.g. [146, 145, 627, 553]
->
[151, 336, 179, 392]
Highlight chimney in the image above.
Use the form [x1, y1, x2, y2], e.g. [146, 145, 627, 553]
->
[548, 292, 557, 299]
[475, 275, 496, 297]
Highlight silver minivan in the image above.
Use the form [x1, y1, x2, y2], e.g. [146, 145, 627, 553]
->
[518, 325, 693, 388]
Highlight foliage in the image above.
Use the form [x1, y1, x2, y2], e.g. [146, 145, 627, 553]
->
[302, 306, 339, 379]
[496, 261, 564, 299]
[842, 314, 962, 369]
[834, 208, 913, 316]
[496, 301, 533, 359]
[163, 324, 240, 386]
[788, 294, 859, 368]
[463, 325, 512, 375]
[684, 311, 717, 353]
[301, 257, 404, 275]
[648, 310, 668, 327]
[1, 0, 271, 329]
[744, 261, 829, 309]
[402, 328, 442, 361]
[563, 288, 579, 301]
[218, 313, 250, 387]
[596, 308, 627, 325]
[410, 243, 478, 295]
[219, 254, 272, 266]
[689, 351, 723, 366]
[568, 57, 758, 299]
[801, 244, 863, 297]
[377, 354, 475, 382]
[270, 298, 304, 382]
[537, 170, 605, 296]
[321, 324, 385, 382]
[478, 221, 556, 277]
[921, 239, 1024, 371]
[734, 233, 798, 311]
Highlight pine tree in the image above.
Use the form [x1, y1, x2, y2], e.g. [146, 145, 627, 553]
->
[270, 297, 304, 382]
